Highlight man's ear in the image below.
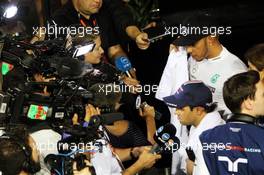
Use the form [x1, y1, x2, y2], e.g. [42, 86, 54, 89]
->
[193, 106, 204, 115]
[206, 35, 215, 46]
[241, 98, 254, 111]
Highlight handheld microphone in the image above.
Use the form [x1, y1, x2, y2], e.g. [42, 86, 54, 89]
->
[115, 56, 134, 78]
[150, 123, 180, 154]
[139, 101, 162, 120]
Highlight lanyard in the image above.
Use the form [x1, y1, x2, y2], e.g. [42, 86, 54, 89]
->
[78, 13, 98, 28]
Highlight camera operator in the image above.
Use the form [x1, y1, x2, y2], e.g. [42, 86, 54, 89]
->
[0, 128, 41, 175]
[1, 65, 99, 175]
[29, 124, 61, 175]
[2, 68, 98, 175]
[88, 83, 156, 147]
[2, 63, 54, 96]
[0, 126, 98, 175]
[79, 104, 161, 175]
[1, 62, 62, 175]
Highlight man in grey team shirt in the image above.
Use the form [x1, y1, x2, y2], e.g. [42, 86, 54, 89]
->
[172, 12, 247, 117]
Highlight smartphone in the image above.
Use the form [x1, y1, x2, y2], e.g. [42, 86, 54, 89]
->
[148, 32, 170, 43]
[142, 23, 170, 43]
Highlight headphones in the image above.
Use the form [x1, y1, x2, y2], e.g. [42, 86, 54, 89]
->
[0, 133, 40, 174]
[227, 113, 262, 127]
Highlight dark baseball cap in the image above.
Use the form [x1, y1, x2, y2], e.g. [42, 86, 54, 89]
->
[163, 80, 213, 109]
[173, 12, 218, 46]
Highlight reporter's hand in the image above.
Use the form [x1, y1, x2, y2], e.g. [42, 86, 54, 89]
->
[121, 76, 140, 94]
[84, 104, 100, 122]
[73, 160, 93, 175]
[131, 146, 152, 158]
[72, 113, 79, 125]
[122, 76, 140, 86]
[139, 103, 155, 119]
[136, 32, 150, 50]
[30, 27, 46, 44]
[129, 68, 137, 79]
[169, 44, 179, 53]
[27, 28, 46, 54]
[136, 148, 161, 169]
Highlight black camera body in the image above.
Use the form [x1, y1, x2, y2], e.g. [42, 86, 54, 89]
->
[45, 153, 86, 175]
